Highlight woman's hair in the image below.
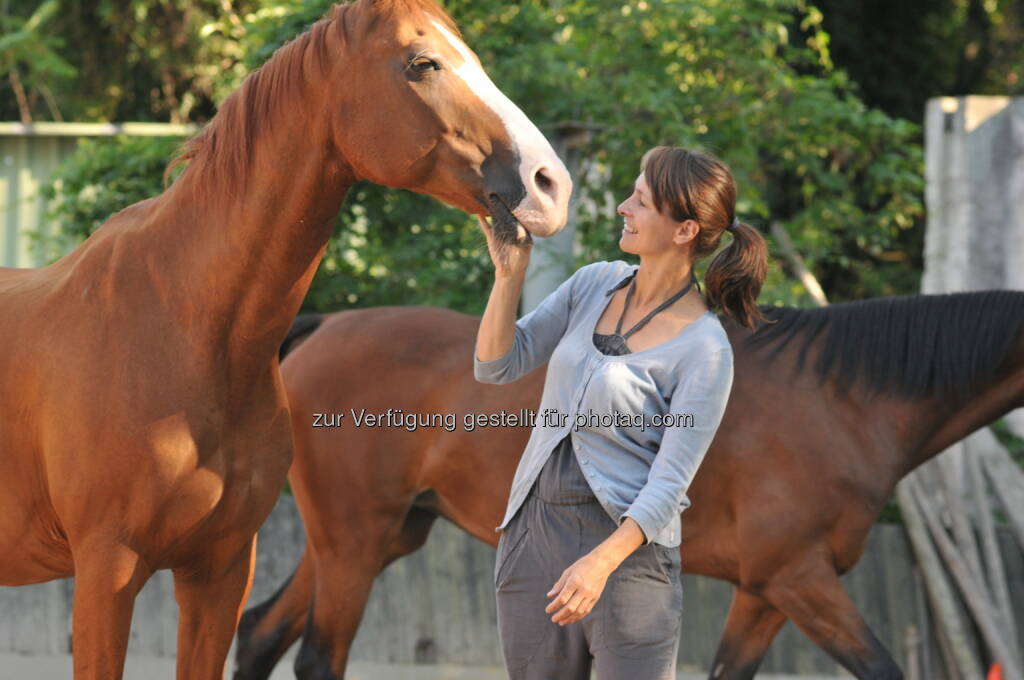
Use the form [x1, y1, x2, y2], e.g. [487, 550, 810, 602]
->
[641, 146, 769, 329]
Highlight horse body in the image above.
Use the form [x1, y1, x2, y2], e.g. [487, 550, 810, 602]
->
[0, 1, 571, 677]
[236, 293, 1024, 680]
[0, 185, 299, 580]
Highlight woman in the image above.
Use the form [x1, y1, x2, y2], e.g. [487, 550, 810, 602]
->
[474, 146, 768, 679]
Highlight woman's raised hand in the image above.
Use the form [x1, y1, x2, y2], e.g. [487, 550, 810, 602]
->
[477, 215, 532, 279]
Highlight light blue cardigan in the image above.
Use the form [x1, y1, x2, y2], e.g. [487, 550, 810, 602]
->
[474, 260, 734, 548]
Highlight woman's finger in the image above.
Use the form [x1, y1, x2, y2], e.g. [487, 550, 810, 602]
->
[544, 582, 575, 617]
[546, 570, 568, 598]
[552, 589, 588, 625]
[564, 598, 594, 624]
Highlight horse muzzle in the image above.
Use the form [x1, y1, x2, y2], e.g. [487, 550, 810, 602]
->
[483, 151, 572, 244]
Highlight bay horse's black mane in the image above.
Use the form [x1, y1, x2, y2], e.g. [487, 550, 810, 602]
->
[743, 290, 1024, 399]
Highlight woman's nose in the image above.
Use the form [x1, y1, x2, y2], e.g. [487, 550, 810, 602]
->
[617, 200, 628, 216]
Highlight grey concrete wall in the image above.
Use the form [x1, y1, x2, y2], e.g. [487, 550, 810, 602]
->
[2, 495, 1022, 676]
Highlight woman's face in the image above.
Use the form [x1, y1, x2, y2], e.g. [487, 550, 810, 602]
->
[616, 172, 695, 255]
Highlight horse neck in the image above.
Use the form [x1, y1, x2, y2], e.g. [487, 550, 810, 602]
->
[146, 102, 354, 364]
[903, 335, 1024, 472]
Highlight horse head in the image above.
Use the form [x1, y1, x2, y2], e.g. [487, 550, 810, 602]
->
[324, 0, 571, 243]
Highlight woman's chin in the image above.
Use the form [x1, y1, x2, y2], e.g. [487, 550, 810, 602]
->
[618, 236, 640, 254]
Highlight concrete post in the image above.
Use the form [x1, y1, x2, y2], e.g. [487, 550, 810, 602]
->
[923, 96, 1024, 434]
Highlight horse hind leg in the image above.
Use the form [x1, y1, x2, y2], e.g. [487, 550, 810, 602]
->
[294, 503, 439, 680]
[761, 555, 904, 680]
[706, 588, 789, 679]
[173, 537, 258, 680]
[234, 548, 316, 680]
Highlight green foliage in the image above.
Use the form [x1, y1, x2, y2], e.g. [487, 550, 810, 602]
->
[0, 0, 261, 123]
[992, 418, 1024, 470]
[42, 0, 926, 316]
[877, 495, 904, 525]
[0, 0, 76, 121]
[37, 136, 184, 261]
[812, 0, 1024, 122]
[308, 183, 494, 314]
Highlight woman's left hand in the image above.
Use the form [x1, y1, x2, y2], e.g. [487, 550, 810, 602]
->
[545, 553, 613, 625]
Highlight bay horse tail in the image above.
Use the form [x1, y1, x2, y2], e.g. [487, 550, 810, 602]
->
[234, 547, 315, 680]
[279, 314, 324, 361]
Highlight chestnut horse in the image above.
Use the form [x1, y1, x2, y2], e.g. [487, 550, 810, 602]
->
[235, 291, 1024, 679]
[0, 1, 570, 678]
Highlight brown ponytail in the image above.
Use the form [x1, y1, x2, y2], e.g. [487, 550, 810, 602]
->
[704, 220, 768, 328]
[641, 146, 769, 328]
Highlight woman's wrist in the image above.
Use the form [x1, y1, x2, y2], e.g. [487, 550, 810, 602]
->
[493, 267, 528, 283]
[588, 517, 646, 574]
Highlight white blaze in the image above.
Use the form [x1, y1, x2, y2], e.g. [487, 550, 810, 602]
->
[431, 20, 570, 232]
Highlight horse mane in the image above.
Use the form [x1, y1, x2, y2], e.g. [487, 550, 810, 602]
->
[743, 290, 1024, 399]
[165, 0, 461, 201]
[164, 5, 346, 200]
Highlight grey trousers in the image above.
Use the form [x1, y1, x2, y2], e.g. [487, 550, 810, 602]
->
[495, 435, 683, 679]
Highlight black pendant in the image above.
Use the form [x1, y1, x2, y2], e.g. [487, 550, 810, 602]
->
[593, 332, 631, 356]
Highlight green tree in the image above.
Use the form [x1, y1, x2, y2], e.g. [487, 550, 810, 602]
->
[0, 0, 259, 123]
[809, 0, 1024, 122]
[0, 0, 75, 122]
[38, 136, 184, 260]
[44, 0, 925, 314]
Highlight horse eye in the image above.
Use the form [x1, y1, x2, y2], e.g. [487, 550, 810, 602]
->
[410, 57, 441, 74]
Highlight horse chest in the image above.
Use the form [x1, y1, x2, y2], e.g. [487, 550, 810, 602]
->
[137, 427, 292, 565]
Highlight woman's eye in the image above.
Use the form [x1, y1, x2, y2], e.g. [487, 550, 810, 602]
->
[410, 58, 440, 74]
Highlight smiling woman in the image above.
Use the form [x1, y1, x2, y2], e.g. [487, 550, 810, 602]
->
[474, 146, 768, 679]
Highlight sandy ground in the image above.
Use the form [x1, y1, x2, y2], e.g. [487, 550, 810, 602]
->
[0, 652, 854, 679]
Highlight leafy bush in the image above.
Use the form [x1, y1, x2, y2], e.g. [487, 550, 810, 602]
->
[37, 136, 184, 262]
[43, 0, 925, 316]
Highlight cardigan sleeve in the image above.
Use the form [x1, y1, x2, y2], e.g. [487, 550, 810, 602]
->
[620, 347, 734, 544]
[473, 263, 600, 385]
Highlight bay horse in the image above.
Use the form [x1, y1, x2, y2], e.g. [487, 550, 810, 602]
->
[234, 290, 1024, 679]
[0, 1, 571, 678]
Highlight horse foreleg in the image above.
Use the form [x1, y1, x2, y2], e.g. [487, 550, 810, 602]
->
[706, 587, 789, 679]
[70, 542, 152, 679]
[762, 555, 904, 680]
[235, 547, 315, 680]
[173, 537, 257, 680]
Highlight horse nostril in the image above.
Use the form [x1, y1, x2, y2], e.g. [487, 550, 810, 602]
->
[534, 167, 555, 198]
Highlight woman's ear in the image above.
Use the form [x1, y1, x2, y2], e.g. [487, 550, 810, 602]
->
[672, 218, 700, 245]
